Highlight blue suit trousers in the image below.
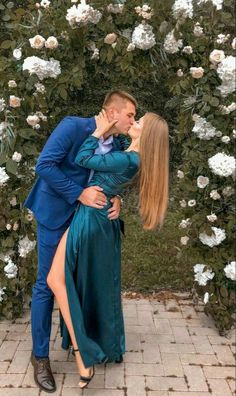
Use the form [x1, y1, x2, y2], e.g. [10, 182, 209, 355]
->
[31, 216, 73, 357]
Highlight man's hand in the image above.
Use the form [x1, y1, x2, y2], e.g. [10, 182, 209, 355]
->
[78, 186, 107, 209]
[108, 196, 121, 220]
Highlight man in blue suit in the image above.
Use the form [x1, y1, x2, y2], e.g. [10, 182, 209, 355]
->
[24, 90, 137, 392]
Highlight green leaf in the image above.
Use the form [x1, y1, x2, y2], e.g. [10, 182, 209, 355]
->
[6, 159, 18, 175]
[0, 152, 8, 165]
[1, 40, 13, 49]
[58, 86, 68, 100]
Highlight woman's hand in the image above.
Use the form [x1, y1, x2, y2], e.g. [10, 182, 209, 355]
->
[93, 109, 117, 139]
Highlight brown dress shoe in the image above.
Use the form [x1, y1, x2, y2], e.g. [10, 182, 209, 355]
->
[31, 353, 56, 393]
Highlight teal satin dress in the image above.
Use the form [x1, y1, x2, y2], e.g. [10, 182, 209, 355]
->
[60, 135, 139, 368]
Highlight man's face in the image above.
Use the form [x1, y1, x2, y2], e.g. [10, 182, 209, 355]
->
[111, 101, 136, 134]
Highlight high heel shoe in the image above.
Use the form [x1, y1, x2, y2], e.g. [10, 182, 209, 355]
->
[73, 348, 95, 389]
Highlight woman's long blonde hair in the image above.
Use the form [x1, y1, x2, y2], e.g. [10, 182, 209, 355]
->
[138, 113, 169, 230]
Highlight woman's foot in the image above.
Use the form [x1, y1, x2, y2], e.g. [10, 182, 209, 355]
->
[73, 348, 95, 389]
[78, 365, 95, 389]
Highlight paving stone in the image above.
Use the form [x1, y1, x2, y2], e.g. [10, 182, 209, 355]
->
[188, 327, 218, 336]
[212, 344, 236, 365]
[161, 353, 184, 377]
[165, 300, 181, 313]
[17, 340, 33, 350]
[137, 310, 154, 325]
[183, 365, 208, 391]
[154, 319, 173, 334]
[51, 361, 78, 374]
[124, 351, 143, 363]
[147, 391, 168, 396]
[172, 326, 192, 344]
[125, 362, 164, 376]
[159, 343, 196, 354]
[0, 340, 19, 361]
[22, 364, 38, 387]
[168, 393, 211, 396]
[180, 306, 198, 319]
[0, 373, 24, 387]
[142, 343, 161, 364]
[190, 336, 214, 355]
[126, 333, 141, 351]
[203, 366, 235, 378]
[180, 353, 218, 366]
[105, 365, 124, 388]
[142, 334, 175, 344]
[155, 312, 183, 319]
[83, 390, 125, 396]
[0, 390, 39, 396]
[227, 378, 236, 393]
[7, 349, 31, 373]
[207, 378, 232, 396]
[61, 387, 83, 395]
[125, 325, 157, 334]
[125, 316, 139, 325]
[208, 335, 234, 345]
[5, 332, 31, 341]
[126, 375, 146, 396]
[146, 376, 188, 391]
[0, 361, 10, 373]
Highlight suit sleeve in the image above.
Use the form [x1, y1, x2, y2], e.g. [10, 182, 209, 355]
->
[75, 136, 130, 173]
[35, 117, 86, 204]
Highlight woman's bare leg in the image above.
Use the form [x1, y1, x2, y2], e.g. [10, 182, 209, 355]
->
[47, 229, 93, 386]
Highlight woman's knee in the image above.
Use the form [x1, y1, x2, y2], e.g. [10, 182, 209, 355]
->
[47, 271, 64, 291]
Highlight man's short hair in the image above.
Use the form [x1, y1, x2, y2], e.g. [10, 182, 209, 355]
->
[103, 90, 137, 109]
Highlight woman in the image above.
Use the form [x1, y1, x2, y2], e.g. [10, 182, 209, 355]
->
[47, 111, 169, 389]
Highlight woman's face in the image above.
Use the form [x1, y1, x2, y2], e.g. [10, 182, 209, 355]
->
[128, 115, 145, 139]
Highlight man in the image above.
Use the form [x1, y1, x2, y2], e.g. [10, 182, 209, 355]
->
[24, 90, 137, 393]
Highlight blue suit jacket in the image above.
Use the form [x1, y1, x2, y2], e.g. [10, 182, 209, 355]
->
[24, 116, 127, 230]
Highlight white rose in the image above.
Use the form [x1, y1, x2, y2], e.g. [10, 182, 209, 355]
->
[197, 175, 209, 189]
[45, 36, 59, 49]
[13, 48, 22, 60]
[104, 33, 117, 45]
[203, 292, 209, 304]
[179, 199, 187, 208]
[221, 136, 230, 144]
[231, 37, 236, 50]
[29, 35, 45, 49]
[12, 152, 22, 162]
[188, 199, 196, 207]
[190, 67, 204, 79]
[177, 69, 184, 77]
[6, 224, 12, 230]
[26, 115, 40, 127]
[209, 49, 225, 64]
[10, 196, 17, 206]
[224, 261, 236, 281]
[127, 43, 135, 52]
[13, 222, 19, 231]
[8, 80, 17, 88]
[9, 95, 21, 108]
[40, 0, 50, 7]
[177, 170, 184, 178]
[206, 213, 217, 222]
[182, 46, 193, 54]
[181, 236, 189, 245]
[210, 189, 221, 200]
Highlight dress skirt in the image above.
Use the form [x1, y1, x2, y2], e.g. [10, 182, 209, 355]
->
[60, 201, 125, 368]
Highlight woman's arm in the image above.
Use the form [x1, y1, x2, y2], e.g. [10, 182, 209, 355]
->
[74, 136, 130, 172]
[75, 110, 130, 173]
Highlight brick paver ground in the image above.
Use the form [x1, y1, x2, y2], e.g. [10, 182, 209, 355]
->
[0, 293, 235, 396]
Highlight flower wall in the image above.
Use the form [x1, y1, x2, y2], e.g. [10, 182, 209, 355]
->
[0, 0, 235, 331]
